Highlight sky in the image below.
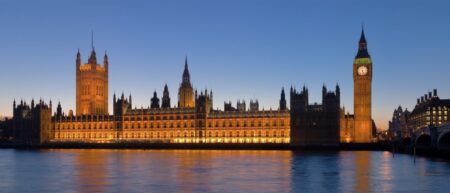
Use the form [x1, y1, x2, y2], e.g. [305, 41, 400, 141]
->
[0, 0, 449, 130]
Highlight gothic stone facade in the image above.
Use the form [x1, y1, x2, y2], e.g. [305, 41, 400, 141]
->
[290, 85, 341, 146]
[76, 49, 108, 115]
[4, 30, 377, 146]
[8, 53, 289, 145]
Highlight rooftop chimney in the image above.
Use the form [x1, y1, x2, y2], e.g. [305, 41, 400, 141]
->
[433, 89, 437, 97]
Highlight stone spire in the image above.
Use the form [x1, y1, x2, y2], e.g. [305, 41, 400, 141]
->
[182, 56, 190, 84]
[88, 31, 97, 64]
[162, 84, 171, 108]
[356, 27, 370, 58]
[151, 91, 160, 109]
[103, 51, 108, 69]
[178, 56, 195, 108]
[280, 87, 287, 111]
[76, 48, 82, 67]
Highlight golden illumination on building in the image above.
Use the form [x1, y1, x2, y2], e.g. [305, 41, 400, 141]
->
[48, 55, 290, 145]
[76, 46, 109, 116]
[178, 57, 195, 108]
[51, 108, 290, 144]
[341, 28, 373, 143]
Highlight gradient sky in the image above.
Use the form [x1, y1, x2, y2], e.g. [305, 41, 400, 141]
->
[1, 0, 449, 130]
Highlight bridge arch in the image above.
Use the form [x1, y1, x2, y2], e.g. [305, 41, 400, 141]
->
[415, 134, 431, 149]
[437, 131, 450, 151]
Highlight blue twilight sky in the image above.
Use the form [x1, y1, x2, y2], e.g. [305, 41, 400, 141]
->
[1, 0, 449, 130]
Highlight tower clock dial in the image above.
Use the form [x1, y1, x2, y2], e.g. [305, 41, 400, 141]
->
[357, 66, 368, 76]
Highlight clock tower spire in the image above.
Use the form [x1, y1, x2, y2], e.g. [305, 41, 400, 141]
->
[353, 27, 373, 143]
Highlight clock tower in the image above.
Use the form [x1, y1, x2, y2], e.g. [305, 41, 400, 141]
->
[353, 28, 372, 143]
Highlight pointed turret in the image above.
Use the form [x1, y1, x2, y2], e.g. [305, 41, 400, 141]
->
[129, 94, 132, 107]
[88, 31, 97, 64]
[280, 87, 287, 111]
[182, 56, 191, 84]
[56, 101, 63, 117]
[162, 84, 171, 108]
[359, 28, 367, 43]
[88, 50, 97, 64]
[336, 83, 341, 103]
[151, 91, 160, 109]
[76, 49, 82, 67]
[356, 27, 370, 58]
[103, 51, 109, 70]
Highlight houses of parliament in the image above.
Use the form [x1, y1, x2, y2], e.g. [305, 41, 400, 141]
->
[0, 29, 375, 146]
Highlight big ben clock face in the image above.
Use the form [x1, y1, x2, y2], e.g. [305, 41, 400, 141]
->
[357, 66, 368, 76]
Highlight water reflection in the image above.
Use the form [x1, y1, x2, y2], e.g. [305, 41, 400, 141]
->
[354, 151, 371, 193]
[74, 150, 109, 193]
[0, 149, 449, 193]
[290, 151, 341, 192]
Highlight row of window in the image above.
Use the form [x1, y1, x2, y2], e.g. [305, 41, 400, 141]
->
[123, 115, 287, 122]
[124, 115, 195, 121]
[55, 130, 289, 139]
[81, 83, 105, 96]
[54, 120, 288, 130]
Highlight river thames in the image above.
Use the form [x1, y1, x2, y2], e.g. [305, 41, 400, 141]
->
[0, 149, 449, 193]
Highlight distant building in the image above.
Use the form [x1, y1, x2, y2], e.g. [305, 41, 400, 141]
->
[408, 89, 450, 132]
[388, 106, 411, 139]
[237, 100, 246, 112]
[0, 118, 11, 142]
[290, 85, 341, 146]
[224, 101, 235, 112]
[249, 100, 259, 112]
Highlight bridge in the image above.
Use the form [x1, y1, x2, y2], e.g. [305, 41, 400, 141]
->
[412, 123, 450, 151]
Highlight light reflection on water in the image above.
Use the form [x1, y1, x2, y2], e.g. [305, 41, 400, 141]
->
[0, 149, 449, 193]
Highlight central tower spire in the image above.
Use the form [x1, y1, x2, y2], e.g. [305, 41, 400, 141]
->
[178, 56, 194, 108]
[183, 56, 191, 84]
[88, 30, 97, 64]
